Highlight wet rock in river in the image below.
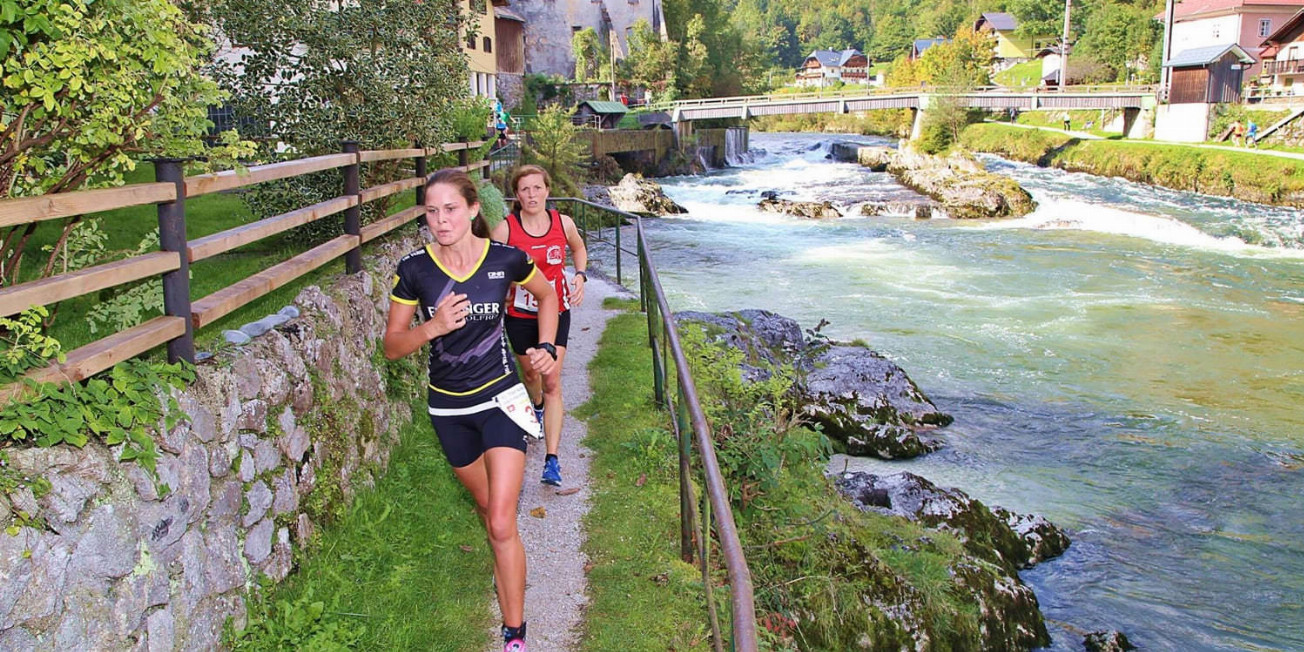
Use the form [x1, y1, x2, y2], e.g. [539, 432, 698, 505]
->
[757, 196, 842, 219]
[607, 173, 686, 216]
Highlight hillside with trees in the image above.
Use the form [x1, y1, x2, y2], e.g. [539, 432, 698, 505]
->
[622, 0, 1165, 98]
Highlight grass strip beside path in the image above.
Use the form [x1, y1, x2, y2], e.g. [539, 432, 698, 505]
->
[574, 300, 714, 651]
[231, 396, 495, 651]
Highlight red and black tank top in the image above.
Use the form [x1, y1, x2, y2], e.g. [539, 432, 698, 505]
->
[504, 209, 571, 318]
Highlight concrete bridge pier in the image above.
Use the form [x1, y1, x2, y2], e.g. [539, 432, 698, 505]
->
[908, 95, 933, 142]
[1122, 106, 1154, 139]
[674, 120, 694, 147]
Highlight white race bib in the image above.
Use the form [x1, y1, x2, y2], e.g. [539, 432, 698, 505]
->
[494, 383, 542, 439]
[513, 286, 539, 313]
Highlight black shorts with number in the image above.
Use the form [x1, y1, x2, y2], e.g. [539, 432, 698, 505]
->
[427, 377, 529, 468]
[504, 311, 571, 356]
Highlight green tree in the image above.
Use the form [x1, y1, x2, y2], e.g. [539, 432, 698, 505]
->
[0, 0, 245, 286]
[523, 105, 587, 197]
[623, 20, 679, 97]
[203, 0, 467, 244]
[918, 27, 994, 87]
[1009, 0, 1066, 39]
[572, 27, 609, 83]
[1076, 2, 1161, 81]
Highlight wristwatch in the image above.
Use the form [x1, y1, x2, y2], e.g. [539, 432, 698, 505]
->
[536, 342, 558, 360]
[574, 270, 587, 281]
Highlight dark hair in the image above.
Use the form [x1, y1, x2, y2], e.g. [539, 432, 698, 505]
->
[509, 164, 551, 216]
[425, 168, 490, 238]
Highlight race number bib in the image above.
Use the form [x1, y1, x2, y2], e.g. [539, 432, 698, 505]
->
[513, 286, 539, 313]
[494, 383, 542, 439]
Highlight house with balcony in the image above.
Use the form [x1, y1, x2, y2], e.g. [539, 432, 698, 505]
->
[973, 12, 1057, 66]
[795, 49, 870, 87]
[463, 0, 512, 99]
[1258, 8, 1304, 94]
[1161, 0, 1304, 79]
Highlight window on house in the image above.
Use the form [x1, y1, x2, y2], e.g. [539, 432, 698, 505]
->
[1212, 25, 1221, 39]
[471, 0, 486, 13]
[483, 36, 492, 52]
[467, 33, 476, 49]
[1260, 18, 1272, 37]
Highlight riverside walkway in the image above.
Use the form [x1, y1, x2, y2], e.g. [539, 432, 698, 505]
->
[996, 121, 1304, 162]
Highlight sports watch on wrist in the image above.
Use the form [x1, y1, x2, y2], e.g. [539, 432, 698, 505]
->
[574, 270, 587, 281]
[536, 342, 558, 360]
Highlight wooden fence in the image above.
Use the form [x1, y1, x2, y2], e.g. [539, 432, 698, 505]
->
[0, 141, 490, 402]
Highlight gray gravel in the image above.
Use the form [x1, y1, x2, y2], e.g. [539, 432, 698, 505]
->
[487, 274, 628, 651]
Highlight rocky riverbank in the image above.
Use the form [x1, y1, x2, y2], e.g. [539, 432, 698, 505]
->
[674, 308, 1088, 649]
[832, 143, 1037, 219]
[960, 123, 1304, 208]
[605, 173, 686, 216]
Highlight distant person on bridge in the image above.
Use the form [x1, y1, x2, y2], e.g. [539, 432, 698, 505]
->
[493, 164, 588, 488]
[385, 168, 560, 652]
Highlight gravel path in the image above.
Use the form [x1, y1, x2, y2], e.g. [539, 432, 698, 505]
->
[486, 275, 627, 651]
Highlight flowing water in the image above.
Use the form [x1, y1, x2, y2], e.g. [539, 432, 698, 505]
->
[594, 132, 1304, 650]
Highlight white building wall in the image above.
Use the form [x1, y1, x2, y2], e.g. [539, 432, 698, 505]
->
[1172, 15, 1242, 52]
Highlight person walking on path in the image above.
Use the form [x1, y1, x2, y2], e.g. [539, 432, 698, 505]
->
[492, 164, 589, 488]
[1061, 111, 1071, 131]
[1231, 120, 1245, 147]
[1247, 119, 1259, 148]
[385, 169, 561, 652]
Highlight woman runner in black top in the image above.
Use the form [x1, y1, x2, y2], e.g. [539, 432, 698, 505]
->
[384, 169, 559, 652]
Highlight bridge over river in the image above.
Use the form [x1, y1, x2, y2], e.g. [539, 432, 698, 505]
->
[649, 85, 1158, 140]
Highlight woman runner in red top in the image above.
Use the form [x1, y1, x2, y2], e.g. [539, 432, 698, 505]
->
[385, 169, 559, 652]
[491, 164, 589, 487]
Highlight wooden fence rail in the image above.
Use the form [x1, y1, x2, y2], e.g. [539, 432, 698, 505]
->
[0, 140, 488, 402]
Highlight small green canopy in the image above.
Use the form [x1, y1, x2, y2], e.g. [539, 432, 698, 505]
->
[579, 100, 629, 114]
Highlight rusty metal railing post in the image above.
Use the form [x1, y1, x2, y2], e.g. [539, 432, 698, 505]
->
[678, 381, 694, 563]
[153, 158, 194, 364]
[340, 140, 362, 273]
[615, 213, 622, 286]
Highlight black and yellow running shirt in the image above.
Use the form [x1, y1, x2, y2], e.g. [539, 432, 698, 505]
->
[390, 241, 537, 398]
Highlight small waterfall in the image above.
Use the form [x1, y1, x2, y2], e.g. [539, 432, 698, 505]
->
[724, 127, 753, 166]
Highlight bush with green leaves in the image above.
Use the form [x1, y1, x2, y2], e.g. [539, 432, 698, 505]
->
[1, 0, 251, 288]
[225, 589, 364, 651]
[0, 306, 63, 383]
[201, 0, 469, 247]
[0, 359, 195, 475]
[678, 326, 828, 507]
[523, 104, 588, 197]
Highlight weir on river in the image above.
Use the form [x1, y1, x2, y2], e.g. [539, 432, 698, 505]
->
[587, 132, 1304, 651]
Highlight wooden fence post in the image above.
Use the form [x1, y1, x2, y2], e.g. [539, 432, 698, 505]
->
[341, 140, 362, 274]
[153, 158, 195, 364]
[457, 138, 469, 171]
[414, 142, 427, 209]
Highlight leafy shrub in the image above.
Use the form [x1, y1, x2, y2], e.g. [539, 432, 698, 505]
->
[225, 589, 364, 651]
[476, 181, 507, 232]
[0, 359, 195, 475]
[0, 306, 64, 383]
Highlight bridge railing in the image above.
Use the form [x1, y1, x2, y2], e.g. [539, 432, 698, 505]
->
[651, 84, 1158, 111]
[548, 197, 760, 652]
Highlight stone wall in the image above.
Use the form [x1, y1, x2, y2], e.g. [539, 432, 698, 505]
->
[513, 0, 661, 78]
[0, 235, 423, 650]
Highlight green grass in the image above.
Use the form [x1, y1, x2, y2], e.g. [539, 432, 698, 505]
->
[234, 395, 495, 651]
[1012, 109, 1123, 138]
[993, 60, 1043, 88]
[574, 303, 715, 650]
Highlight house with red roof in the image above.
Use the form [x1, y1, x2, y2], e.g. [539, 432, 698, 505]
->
[1164, 0, 1304, 77]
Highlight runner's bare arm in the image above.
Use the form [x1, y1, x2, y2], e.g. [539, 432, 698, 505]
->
[521, 272, 559, 376]
[561, 213, 588, 307]
[490, 219, 510, 243]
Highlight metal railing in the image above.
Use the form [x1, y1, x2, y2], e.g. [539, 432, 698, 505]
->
[648, 83, 1159, 111]
[549, 197, 759, 652]
[1264, 59, 1304, 75]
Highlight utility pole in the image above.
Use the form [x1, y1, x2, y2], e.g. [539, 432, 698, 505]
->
[1160, 0, 1176, 99]
[1061, 0, 1072, 91]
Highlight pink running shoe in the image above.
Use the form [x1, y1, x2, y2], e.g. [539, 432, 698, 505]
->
[504, 639, 527, 652]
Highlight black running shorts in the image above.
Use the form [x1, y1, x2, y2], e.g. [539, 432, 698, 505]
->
[427, 382, 530, 468]
[504, 310, 571, 356]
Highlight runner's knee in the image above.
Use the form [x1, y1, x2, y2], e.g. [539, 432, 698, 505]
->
[486, 510, 518, 545]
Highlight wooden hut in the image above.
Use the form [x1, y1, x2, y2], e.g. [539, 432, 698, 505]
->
[1164, 44, 1256, 103]
[573, 100, 629, 130]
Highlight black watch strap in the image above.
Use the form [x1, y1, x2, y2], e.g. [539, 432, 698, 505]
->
[537, 342, 557, 360]
[574, 270, 587, 280]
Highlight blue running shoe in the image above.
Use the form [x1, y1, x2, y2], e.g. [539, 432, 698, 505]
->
[533, 405, 545, 427]
[542, 457, 562, 486]
[504, 640, 527, 652]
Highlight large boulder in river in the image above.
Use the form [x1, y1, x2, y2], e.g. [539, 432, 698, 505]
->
[757, 193, 843, 219]
[889, 149, 1036, 219]
[675, 310, 952, 459]
[835, 471, 1070, 573]
[607, 173, 686, 215]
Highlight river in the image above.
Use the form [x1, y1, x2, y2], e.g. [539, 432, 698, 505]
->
[594, 132, 1304, 650]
